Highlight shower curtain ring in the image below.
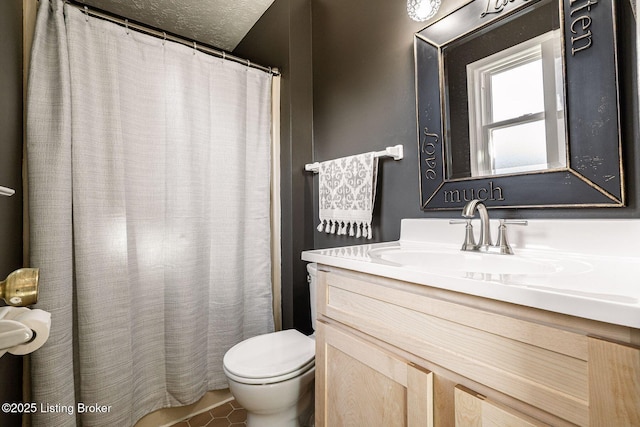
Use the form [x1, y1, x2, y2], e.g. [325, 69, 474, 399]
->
[83, 6, 89, 22]
[162, 32, 166, 45]
[125, 19, 129, 35]
[193, 41, 197, 55]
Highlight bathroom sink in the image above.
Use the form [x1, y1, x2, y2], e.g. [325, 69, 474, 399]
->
[302, 218, 640, 328]
[367, 246, 591, 276]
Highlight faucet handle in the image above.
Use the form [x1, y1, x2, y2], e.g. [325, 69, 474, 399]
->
[450, 219, 477, 251]
[496, 220, 527, 255]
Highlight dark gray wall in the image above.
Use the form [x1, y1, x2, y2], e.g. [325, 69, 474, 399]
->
[312, 0, 639, 253]
[235, 0, 315, 334]
[311, 0, 430, 246]
[0, 0, 25, 426]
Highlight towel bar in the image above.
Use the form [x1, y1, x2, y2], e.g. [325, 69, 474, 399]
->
[0, 186, 15, 197]
[304, 144, 403, 173]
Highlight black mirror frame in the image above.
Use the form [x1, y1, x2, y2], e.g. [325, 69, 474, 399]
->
[415, 0, 624, 210]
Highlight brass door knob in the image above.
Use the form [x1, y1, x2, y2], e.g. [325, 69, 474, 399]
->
[0, 268, 39, 306]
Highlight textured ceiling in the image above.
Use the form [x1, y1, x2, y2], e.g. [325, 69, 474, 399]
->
[76, 0, 275, 51]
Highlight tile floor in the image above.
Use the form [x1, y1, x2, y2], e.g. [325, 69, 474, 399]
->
[169, 399, 246, 427]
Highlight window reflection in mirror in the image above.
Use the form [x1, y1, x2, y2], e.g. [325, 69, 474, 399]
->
[443, 0, 566, 180]
[467, 29, 566, 177]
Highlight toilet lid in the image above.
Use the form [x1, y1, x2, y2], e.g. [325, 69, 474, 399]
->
[223, 329, 315, 380]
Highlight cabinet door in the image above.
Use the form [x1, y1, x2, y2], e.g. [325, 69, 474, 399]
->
[588, 336, 640, 425]
[316, 321, 433, 427]
[454, 386, 549, 427]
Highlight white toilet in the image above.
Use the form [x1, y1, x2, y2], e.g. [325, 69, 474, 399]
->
[223, 263, 318, 427]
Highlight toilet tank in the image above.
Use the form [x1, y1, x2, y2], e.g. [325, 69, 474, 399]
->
[306, 263, 317, 332]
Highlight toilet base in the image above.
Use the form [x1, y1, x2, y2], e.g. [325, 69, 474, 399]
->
[244, 386, 313, 427]
[227, 366, 315, 427]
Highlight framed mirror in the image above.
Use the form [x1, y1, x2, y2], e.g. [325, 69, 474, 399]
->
[415, 0, 624, 210]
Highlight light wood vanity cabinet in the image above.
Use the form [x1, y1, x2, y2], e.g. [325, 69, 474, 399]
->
[315, 266, 640, 427]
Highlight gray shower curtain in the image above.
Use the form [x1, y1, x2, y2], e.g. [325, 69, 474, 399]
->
[26, 1, 274, 426]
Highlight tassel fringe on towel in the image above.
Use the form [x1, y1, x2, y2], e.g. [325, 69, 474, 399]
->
[316, 220, 372, 239]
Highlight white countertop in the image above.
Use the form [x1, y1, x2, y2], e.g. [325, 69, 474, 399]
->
[302, 219, 640, 328]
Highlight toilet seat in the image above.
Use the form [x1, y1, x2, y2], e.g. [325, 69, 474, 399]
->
[223, 329, 315, 385]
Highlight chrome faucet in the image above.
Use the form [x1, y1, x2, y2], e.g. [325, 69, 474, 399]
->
[462, 199, 492, 250]
[451, 199, 527, 255]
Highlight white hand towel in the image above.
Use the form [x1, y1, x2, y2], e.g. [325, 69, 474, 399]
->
[317, 152, 379, 239]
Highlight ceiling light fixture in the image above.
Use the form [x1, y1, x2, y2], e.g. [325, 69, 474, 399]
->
[407, 0, 441, 22]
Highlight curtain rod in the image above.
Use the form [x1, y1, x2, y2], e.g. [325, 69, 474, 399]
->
[62, 0, 280, 76]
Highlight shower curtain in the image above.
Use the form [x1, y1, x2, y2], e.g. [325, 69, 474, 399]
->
[26, 1, 274, 426]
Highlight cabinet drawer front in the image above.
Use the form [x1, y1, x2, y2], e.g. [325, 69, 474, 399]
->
[320, 270, 589, 426]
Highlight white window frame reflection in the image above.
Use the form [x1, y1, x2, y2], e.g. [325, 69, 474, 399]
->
[466, 30, 566, 177]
